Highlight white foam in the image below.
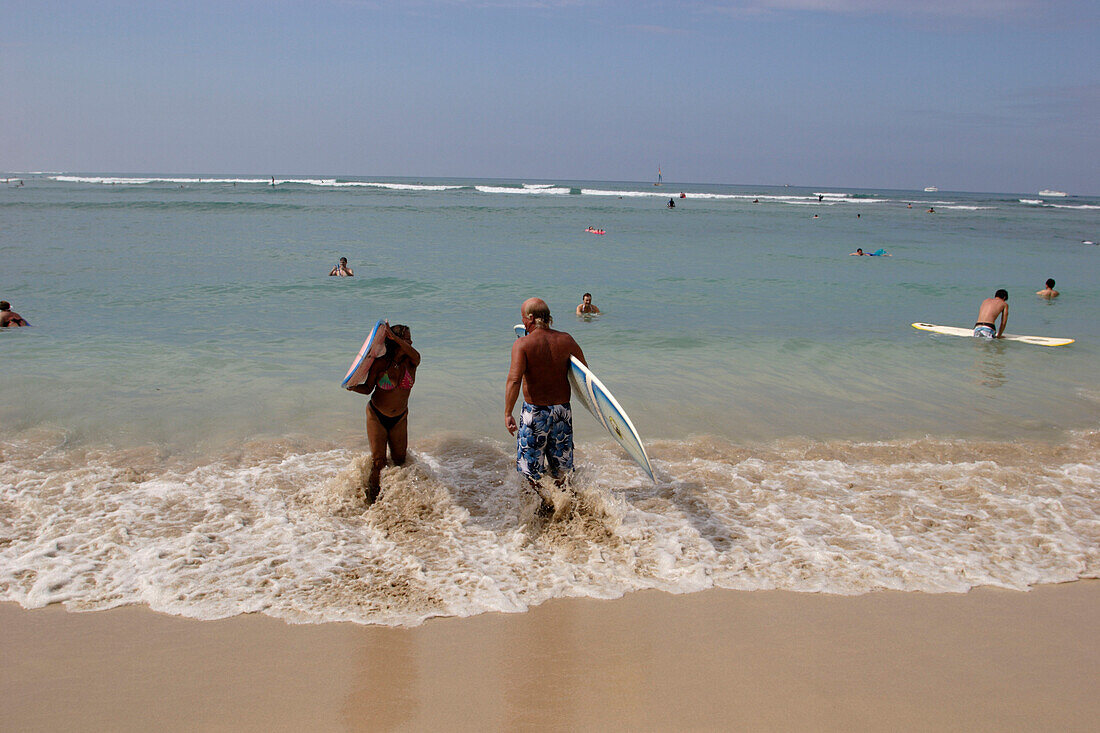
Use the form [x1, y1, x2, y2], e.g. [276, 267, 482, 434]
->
[475, 185, 570, 195]
[942, 205, 994, 210]
[2, 431, 1097, 626]
[1019, 199, 1044, 205]
[1050, 204, 1100, 210]
[581, 188, 671, 198]
[53, 176, 281, 185]
[326, 181, 465, 191]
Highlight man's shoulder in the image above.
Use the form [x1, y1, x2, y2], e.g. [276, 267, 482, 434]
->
[548, 327, 576, 341]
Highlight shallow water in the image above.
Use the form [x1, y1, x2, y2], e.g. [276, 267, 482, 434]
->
[1, 174, 1098, 624]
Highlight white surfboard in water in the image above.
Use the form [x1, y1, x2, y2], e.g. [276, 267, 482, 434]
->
[911, 322, 1074, 347]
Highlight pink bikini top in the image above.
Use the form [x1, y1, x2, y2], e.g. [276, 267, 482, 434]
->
[377, 366, 414, 391]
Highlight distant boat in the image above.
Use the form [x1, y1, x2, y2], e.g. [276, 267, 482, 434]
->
[924, 186, 938, 192]
[1039, 189, 1067, 197]
[654, 166, 662, 187]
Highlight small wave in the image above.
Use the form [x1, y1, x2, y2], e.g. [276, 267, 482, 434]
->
[1019, 199, 1044, 205]
[581, 189, 672, 198]
[1050, 204, 1100, 210]
[475, 185, 570, 195]
[2, 429, 1097, 626]
[942, 205, 995, 210]
[326, 181, 465, 191]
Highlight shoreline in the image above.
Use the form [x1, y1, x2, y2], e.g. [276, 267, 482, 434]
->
[3, 581, 1097, 731]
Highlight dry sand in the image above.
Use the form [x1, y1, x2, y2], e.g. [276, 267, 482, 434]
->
[2, 582, 1097, 732]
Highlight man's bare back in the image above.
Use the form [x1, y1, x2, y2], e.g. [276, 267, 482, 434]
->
[511, 328, 583, 405]
[976, 290, 1009, 338]
[505, 297, 586, 435]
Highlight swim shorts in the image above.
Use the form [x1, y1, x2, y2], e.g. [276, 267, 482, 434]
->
[973, 324, 996, 338]
[516, 401, 573, 482]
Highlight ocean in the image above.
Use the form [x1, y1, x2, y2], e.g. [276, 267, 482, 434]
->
[1, 173, 1097, 625]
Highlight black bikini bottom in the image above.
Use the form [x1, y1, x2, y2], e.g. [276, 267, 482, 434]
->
[370, 402, 408, 431]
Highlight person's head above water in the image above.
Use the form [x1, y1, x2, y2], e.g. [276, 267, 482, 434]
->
[0, 301, 9, 311]
[582, 293, 592, 304]
[995, 289, 1008, 301]
[522, 297, 552, 329]
[1045, 278, 1056, 289]
[339, 257, 348, 265]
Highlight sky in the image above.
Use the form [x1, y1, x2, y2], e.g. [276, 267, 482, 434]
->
[2, 0, 1098, 193]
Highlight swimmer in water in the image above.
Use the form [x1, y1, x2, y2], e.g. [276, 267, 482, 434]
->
[1036, 278, 1059, 299]
[329, 257, 354, 277]
[576, 292, 600, 315]
[0, 301, 28, 327]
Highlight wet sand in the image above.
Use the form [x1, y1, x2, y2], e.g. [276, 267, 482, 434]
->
[3, 581, 1097, 732]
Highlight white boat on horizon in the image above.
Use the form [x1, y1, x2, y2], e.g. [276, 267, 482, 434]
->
[1039, 189, 1067, 197]
[924, 186, 938, 192]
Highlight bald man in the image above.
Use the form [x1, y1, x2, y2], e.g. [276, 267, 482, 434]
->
[505, 298, 587, 513]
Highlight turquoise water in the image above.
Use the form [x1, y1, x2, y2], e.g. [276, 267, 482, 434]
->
[3, 175, 1098, 447]
[1, 174, 1097, 624]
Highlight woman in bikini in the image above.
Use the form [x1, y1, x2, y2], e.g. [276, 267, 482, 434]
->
[348, 323, 420, 503]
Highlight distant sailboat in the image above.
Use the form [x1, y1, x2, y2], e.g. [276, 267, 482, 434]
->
[654, 166, 662, 186]
[924, 186, 938, 192]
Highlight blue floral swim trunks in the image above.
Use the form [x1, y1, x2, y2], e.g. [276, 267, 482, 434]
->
[516, 401, 573, 482]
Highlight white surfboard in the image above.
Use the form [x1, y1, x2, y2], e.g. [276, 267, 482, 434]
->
[515, 324, 655, 481]
[911, 322, 1074, 347]
[342, 319, 387, 388]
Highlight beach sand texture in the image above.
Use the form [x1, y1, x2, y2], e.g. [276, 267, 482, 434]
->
[3, 581, 1097, 732]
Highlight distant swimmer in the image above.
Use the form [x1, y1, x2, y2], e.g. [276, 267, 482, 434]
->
[907, 203, 912, 209]
[753, 198, 759, 203]
[679, 192, 686, 199]
[667, 198, 675, 208]
[0, 301, 28, 327]
[850, 248, 867, 256]
[974, 289, 1008, 339]
[1036, 278, 1059, 299]
[928, 207, 935, 213]
[329, 257, 354, 277]
[584, 227, 606, 235]
[818, 195, 824, 201]
[813, 214, 819, 219]
[576, 292, 601, 316]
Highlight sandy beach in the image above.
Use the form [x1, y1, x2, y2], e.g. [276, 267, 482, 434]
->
[3, 581, 1096, 732]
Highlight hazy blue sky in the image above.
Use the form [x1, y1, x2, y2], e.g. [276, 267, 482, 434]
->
[3, 1, 1097, 193]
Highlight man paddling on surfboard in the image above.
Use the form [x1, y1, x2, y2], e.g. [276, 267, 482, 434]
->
[974, 289, 1008, 339]
[505, 298, 587, 516]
